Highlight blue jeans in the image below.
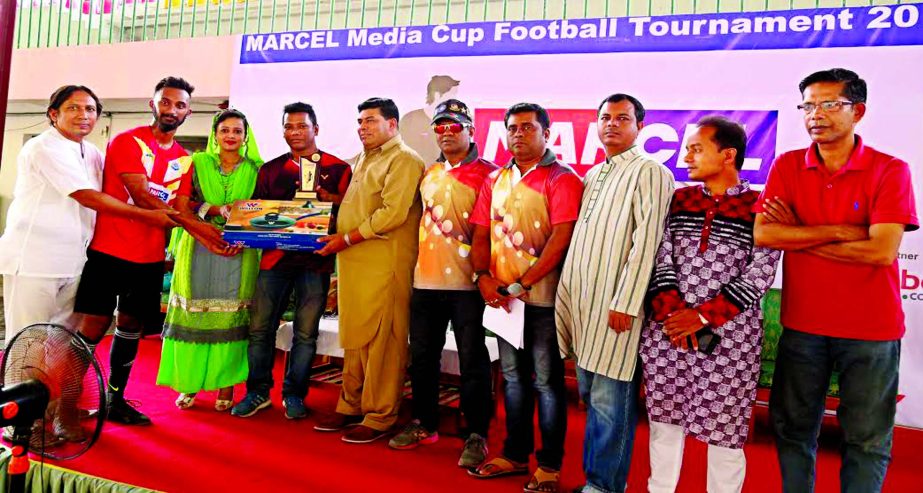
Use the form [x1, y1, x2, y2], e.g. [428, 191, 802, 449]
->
[246, 268, 330, 399]
[577, 365, 641, 493]
[770, 328, 900, 493]
[498, 305, 566, 470]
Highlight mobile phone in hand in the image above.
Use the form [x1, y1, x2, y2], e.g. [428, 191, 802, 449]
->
[688, 327, 721, 355]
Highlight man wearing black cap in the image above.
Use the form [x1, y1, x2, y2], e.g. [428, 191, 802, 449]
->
[388, 100, 498, 468]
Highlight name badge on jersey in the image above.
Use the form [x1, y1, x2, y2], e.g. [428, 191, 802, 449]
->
[163, 158, 188, 184]
[148, 183, 171, 203]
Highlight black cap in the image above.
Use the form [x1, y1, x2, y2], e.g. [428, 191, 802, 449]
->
[431, 99, 473, 126]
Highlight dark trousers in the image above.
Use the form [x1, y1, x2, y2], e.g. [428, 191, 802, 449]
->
[498, 305, 567, 470]
[409, 288, 493, 437]
[770, 328, 900, 493]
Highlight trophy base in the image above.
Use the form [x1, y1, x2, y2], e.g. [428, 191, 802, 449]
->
[294, 191, 317, 207]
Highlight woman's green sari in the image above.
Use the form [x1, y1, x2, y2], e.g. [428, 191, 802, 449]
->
[157, 117, 263, 393]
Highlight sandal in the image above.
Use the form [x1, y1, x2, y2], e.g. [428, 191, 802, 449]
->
[523, 466, 560, 493]
[468, 456, 529, 479]
[175, 393, 196, 410]
[215, 388, 234, 412]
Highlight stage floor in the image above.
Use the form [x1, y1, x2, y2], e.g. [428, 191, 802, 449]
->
[39, 337, 923, 492]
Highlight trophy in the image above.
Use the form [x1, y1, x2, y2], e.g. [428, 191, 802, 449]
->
[295, 153, 321, 203]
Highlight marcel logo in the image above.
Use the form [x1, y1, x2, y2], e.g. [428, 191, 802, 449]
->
[473, 108, 778, 183]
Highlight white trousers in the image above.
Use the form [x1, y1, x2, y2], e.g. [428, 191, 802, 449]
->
[3, 274, 80, 344]
[648, 421, 746, 493]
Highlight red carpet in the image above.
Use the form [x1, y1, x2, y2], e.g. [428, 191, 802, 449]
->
[42, 337, 923, 492]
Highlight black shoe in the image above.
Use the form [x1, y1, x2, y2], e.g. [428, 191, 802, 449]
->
[106, 397, 151, 426]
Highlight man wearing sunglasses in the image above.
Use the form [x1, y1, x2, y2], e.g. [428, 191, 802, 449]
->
[755, 68, 918, 491]
[387, 99, 498, 468]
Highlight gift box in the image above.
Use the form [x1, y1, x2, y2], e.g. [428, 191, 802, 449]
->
[223, 199, 332, 251]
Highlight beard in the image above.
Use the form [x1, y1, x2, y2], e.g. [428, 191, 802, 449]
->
[154, 110, 185, 133]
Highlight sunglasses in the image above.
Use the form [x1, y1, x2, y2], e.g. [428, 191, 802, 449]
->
[433, 123, 468, 135]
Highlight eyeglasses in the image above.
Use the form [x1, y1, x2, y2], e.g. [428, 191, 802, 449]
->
[433, 123, 467, 135]
[797, 100, 856, 114]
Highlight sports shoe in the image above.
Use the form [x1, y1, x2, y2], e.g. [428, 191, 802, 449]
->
[458, 433, 488, 468]
[106, 396, 151, 426]
[388, 420, 439, 450]
[230, 393, 271, 418]
[313, 412, 363, 432]
[283, 396, 308, 420]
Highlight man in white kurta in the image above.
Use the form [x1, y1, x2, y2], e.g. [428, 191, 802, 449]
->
[0, 90, 106, 343]
[556, 94, 674, 493]
[0, 86, 174, 346]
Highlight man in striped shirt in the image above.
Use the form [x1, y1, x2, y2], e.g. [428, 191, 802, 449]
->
[556, 94, 675, 493]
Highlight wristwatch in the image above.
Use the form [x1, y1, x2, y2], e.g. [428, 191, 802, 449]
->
[472, 270, 489, 284]
[499, 280, 531, 297]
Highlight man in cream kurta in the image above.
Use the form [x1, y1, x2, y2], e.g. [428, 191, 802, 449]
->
[556, 95, 674, 493]
[315, 98, 424, 444]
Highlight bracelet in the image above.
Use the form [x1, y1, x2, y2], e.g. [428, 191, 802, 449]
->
[343, 232, 352, 246]
[197, 202, 212, 220]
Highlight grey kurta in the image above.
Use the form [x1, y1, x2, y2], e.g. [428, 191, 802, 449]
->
[555, 146, 674, 381]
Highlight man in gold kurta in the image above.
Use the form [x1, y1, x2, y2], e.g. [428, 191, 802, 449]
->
[315, 97, 425, 444]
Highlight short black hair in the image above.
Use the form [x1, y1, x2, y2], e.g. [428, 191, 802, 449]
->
[597, 93, 646, 122]
[504, 102, 550, 131]
[154, 76, 195, 96]
[358, 97, 400, 123]
[213, 109, 248, 134]
[696, 115, 748, 170]
[798, 68, 867, 104]
[283, 102, 318, 126]
[46, 85, 102, 125]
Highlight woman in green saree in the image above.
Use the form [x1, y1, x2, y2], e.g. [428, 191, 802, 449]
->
[157, 109, 262, 411]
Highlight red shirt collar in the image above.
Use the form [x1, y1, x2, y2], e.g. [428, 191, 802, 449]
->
[803, 135, 871, 171]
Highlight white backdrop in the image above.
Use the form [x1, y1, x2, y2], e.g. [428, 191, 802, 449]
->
[230, 18, 923, 428]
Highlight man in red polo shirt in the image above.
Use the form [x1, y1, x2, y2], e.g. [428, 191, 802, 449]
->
[754, 68, 918, 492]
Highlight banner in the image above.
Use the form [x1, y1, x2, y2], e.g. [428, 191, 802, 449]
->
[231, 5, 923, 428]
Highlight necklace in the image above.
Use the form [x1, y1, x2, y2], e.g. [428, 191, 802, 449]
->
[217, 156, 243, 204]
[219, 156, 243, 174]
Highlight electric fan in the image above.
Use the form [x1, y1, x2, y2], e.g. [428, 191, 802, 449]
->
[0, 323, 107, 492]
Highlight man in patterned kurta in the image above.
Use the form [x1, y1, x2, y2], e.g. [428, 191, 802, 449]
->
[642, 116, 780, 493]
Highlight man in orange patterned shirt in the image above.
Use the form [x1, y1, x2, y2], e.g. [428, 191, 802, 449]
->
[388, 99, 498, 468]
[469, 103, 584, 492]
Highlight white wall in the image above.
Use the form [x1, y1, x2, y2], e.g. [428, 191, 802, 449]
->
[1, 110, 224, 228]
[1, 35, 238, 227]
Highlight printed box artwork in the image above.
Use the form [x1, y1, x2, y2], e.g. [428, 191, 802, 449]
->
[223, 199, 332, 251]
